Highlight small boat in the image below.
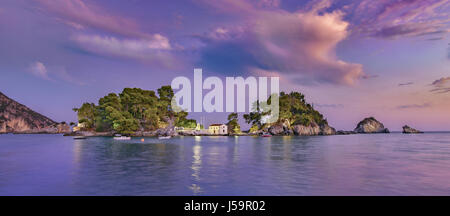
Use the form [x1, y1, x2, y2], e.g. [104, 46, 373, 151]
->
[261, 133, 272, 137]
[73, 136, 87, 140]
[114, 136, 131, 140]
[158, 136, 171, 140]
[113, 134, 131, 140]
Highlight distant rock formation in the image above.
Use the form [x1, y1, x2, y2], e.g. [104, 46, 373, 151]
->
[0, 92, 69, 134]
[320, 124, 336, 135]
[267, 120, 336, 136]
[354, 117, 389, 133]
[402, 125, 423, 134]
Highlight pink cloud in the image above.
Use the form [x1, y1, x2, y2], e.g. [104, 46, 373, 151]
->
[34, 0, 178, 68]
[257, 0, 281, 8]
[34, 0, 147, 38]
[432, 77, 450, 86]
[430, 77, 450, 94]
[28, 61, 49, 80]
[27, 61, 86, 85]
[71, 34, 177, 68]
[198, 0, 364, 85]
[351, 0, 450, 39]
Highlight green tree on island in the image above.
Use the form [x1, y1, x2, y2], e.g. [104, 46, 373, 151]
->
[244, 91, 327, 132]
[73, 86, 196, 134]
[72, 103, 96, 129]
[226, 113, 241, 135]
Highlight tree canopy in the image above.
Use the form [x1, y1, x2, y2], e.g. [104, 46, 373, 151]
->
[226, 113, 241, 135]
[73, 86, 196, 134]
[244, 91, 327, 131]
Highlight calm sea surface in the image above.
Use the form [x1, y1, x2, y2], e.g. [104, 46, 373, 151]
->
[0, 133, 449, 195]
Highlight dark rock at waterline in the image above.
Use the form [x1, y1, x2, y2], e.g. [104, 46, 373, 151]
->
[354, 117, 389, 133]
[155, 116, 178, 136]
[64, 131, 114, 137]
[268, 124, 292, 135]
[336, 130, 357, 135]
[319, 124, 336, 135]
[267, 119, 293, 135]
[402, 125, 423, 134]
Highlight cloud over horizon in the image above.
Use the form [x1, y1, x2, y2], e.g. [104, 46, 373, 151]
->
[448, 43, 450, 59]
[34, 0, 179, 69]
[28, 61, 49, 80]
[27, 61, 85, 85]
[197, 0, 364, 85]
[399, 82, 414, 86]
[350, 0, 450, 39]
[34, 0, 145, 38]
[71, 34, 175, 67]
[431, 77, 450, 94]
[396, 103, 432, 109]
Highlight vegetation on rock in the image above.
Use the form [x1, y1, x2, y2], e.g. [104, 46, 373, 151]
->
[226, 113, 241, 135]
[244, 91, 329, 134]
[73, 86, 196, 134]
[0, 91, 69, 133]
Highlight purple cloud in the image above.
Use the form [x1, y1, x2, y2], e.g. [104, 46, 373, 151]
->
[432, 77, 450, 86]
[28, 61, 49, 80]
[197, 0, 364, 85]
[34, 0, 179, 69]
[396, 103, 432, 109]
[398, 82, 414, 86]
[430, 77, 450, 93]
[350, 0, 449, 39]
[26, 61, 86, 85]
[34, 0, 146, 38]
[373, 22, 448, 39]
[71, 34, 176, 67]
[426, 37, 444, 41]
[315, 103, 344, 109]
[448, 43, 450, 59]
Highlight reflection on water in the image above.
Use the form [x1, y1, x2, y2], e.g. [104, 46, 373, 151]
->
[1, 133, 450, 195]
[190, 144, 202, 194]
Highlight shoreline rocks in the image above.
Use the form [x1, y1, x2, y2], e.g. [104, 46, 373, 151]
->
[320, 124, 336, 135]
[267, 121, 336, 136]
[14, 122, 70, 134]
[63, 131, 114, 137]
[155, 117, 178, 137]
[1, 91, 71, 134]
[336, 130, 356, 135]
[402, 125, 423, 134]
[354, 117, 389, 134]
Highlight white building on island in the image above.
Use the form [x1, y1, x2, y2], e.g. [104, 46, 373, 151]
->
[208, 124, 228, 135]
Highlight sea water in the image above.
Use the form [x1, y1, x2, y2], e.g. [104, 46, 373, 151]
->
[0, 133, 449, 195]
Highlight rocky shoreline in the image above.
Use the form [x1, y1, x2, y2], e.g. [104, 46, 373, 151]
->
[0, 114, 425, 137]
[0, 91, 71, 134]
[60, 117, 425, 137]
[1, 91, 426, 137]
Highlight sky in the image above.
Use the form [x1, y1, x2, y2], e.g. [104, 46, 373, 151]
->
[0, 0, 449, 131]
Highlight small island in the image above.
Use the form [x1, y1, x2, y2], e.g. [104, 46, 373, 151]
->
[402, 125, 423, 134]
[0, 87, 425, 136]
[354, 117, 390, 133]
[68, 87, 340, 137]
